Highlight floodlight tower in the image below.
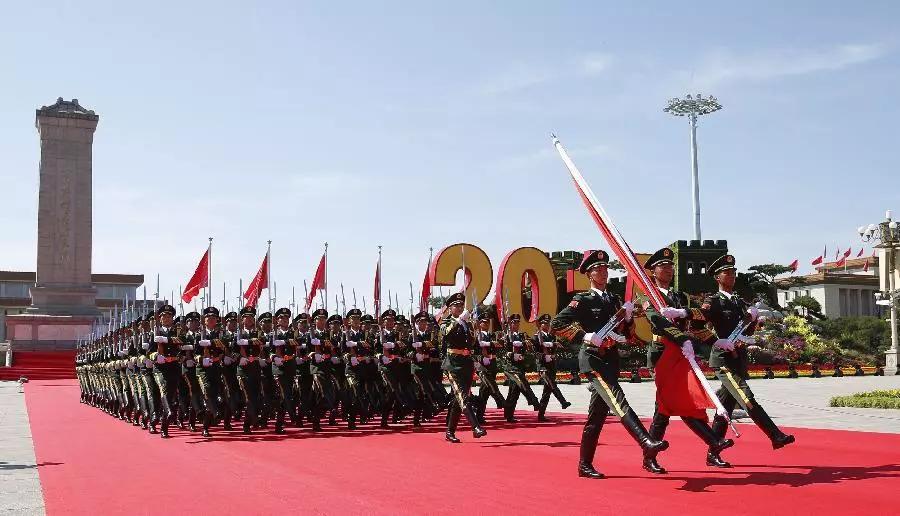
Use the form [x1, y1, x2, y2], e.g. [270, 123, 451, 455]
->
[664, 94, 723, 241]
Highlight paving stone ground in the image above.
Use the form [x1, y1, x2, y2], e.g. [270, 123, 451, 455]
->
[1, 375, 898, 515]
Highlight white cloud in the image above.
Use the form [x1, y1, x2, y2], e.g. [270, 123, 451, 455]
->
[692, 43, 888, 89]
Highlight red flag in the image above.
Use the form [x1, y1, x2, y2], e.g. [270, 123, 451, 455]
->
[857, 248, 865, 258]
[374, 259, 382, 316]
[811, 255, 823, 266]
[182, 248, 210, 303]
[835, 256, 846, 268]
[843, 248, 852, 258]
[243, 253, 269, 308]
[304, 253, 326, 312]
[788, 259, 798, 273]
[863, 259, 870, 272]
[420, 262, 432, 312]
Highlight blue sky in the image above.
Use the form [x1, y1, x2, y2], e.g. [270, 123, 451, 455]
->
[1, 1, 898, 312]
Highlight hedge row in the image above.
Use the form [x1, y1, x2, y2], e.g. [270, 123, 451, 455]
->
[829, 389, 900, 409]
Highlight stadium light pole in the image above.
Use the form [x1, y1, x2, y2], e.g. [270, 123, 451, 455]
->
[664, 94, 723, 241]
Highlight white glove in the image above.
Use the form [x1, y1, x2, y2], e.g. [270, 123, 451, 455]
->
[714, 339, 735, 352]
[757, 316, 768, 325]
[415, 353, 425, 362]
[296, 356, 305, 364]
[544, 354, 553, 363]
[458, 310, 471, 322]
[223, 356, 234, 366]
[585, 332, 603, 346]
[479, 340, 491, 348]
[180, 345, 194, 351]
[346, 341, 358, 348]
[381, 355, 391, 365]
[314, 353, 323, 363]
[330, 356, 340, 364]
[311, 338, 321, 346]
[274, 340, 285, 347]
[198, 339, 211, 347]
[239, 357, 249, 367]
[202, 357, 213, 367]
[155, 355, 166, 364]
[382, 342, 395, 350]
[482, 357, 491, 365]
[622, 301, 634, 320]
[144, 358, 153, 368]
[512, 340, 523, 348]
[681, 340, 695, 360]
[513, 353, 523, 361]
[141, 341, 150, 350]
[185, 359, 196, 368]
[154, 336, 167, 344]
[542, 341, 553, 348]
[716, 406, 729, 418]
[273, 356, 284, 366]
[350, 356, 359, 366]
[747, 306, 759, 321]
[237, 339, 249, 346]
[412, 341, 422, 349]
[661, 307, 688, 321]
[607, 330, 627, 343]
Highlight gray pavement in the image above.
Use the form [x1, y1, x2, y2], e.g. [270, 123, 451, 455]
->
[0, 382, 45, 515]
[521, 375, 900, 434]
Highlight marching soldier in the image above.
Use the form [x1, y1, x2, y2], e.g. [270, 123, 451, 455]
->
[220, 311, 243, 426]
[532, 314, 571, 421]
[257, 312, 276, 428]
[308, 308, 337, 432]
[473, 313, 506, 424]
[342, 308, 369, 429]
[440, 293, 487, 442]
[151, 304, 182, 438]
[376, 309, 412, 428]
[181, 312, 204, 432]
[409, 311, 441, 425]
[291, 313, 314, 427]
[640, 247, 735, 473]
[551, 250, 668, 479]
[195, 307, 227, 437]
[138, 311, 161, 434]
[235, 306, 264, 434]
[500, 314, 540, 422]
[702, 254, 795, 466]
[271, 307, 298, 433]
[327, 314, 348, 426]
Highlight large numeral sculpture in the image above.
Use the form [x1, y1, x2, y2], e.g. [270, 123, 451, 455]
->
[429, 243, 492, 310]
[495, 247, 559, 334]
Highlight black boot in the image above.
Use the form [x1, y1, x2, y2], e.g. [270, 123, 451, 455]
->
[621, 411, 669, 459]
[160, 419, 170, 439]
[747, 404, 795, 449]
[706, 415, 732, 467]
[463, 404, 487, 438]
[683, 416, 735, 455]
[445, 405, 461, 443]
[642, 413, 669, 474]
[578, 436, 604, 479]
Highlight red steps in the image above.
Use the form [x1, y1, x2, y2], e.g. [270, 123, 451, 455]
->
[0, 351, 76, 381]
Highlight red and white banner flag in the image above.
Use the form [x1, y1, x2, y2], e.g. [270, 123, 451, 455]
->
[304, 252, 327, 312]
[788, 259, 798, 273]
[843, 248, 852, 259]
[420, 256, 432, 312]
[857, 248, 865, 258]
[181, 248, 210, 303]
[243, 251, 269, 308]
[811, 245, 826, 266]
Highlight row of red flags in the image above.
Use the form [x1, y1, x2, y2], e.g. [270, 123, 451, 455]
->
[807, 246, 873, 271]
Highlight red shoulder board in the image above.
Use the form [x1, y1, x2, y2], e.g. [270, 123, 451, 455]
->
[569, 300, 579, 309]
[701, 303, 711, 310]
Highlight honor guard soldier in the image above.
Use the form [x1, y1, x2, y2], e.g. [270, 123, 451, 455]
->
[138, 311, 161, 434]
[499, 314, 540, 422]
[327, 314, 349, 426]
[376, 309, 413, 428]
[181, 312, 204, 432]
[291, 313, 314, 427]
[308, 309, 337, 432]
[410, 311, 441, 424]
[702, 254, 795, 465]
[151, 304, 182, 438]
[256, 312, 277, 428]
[195, 307, 227, 437]
[641, 247, 734, 473]
[342, 308, 370, 429]
[269, 308, 298, 433]
[551, 250, 668, 479]
[220, 311, 243, 425]
[236, 306, 264, 434]
[440, 293, 487, 442]
[532, 314, 571, 421]
[473, 313, 506, 424]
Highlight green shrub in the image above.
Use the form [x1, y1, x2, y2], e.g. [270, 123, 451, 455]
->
[829, 389, 900, 409]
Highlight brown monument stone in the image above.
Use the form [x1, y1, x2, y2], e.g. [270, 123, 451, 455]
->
[28, 98, 99, 316]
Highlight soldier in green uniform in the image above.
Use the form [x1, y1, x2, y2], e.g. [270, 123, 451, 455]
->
[194, 307, 228, 437]
[473, 313, 505, 424]
[236, 306, 264, 434]
[500, 314, 540, 422]
[151, 304, 182, 438]
[256, 311, 276, 428]
[138, 311, 161, 434]
[308, 308, 337, 432]
[551, 250, 668, 479]
[181, 312, 205, 432]
[532, 314, 571, 421]
[342, 308, 369, 429]
[291, 313, 314, 427]
[270, 307, 298, 433]
[409, 311, 441, 425]
[640, 247, 735, 473]
[702, 254, 795, 465]
[376, 309, 412, 428]
[125, 319, 144, 426]
[327, 314, 348, 426]
[220, 311, 242, 426]
[440, 293, 487, 442]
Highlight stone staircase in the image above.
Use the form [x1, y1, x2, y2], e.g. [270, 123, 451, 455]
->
[0, 350, 76, 381]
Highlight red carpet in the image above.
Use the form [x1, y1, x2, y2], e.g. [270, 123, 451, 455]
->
[0, 351, 76, 381]
[25, 380, 900, 515]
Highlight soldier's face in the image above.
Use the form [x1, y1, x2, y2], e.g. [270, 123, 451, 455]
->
[587, 265, 608, 289]
[160, 313, 174, 326]
[510, 320, 520, 331]
[384, 318, 395, 330]
[540, 322, 550, 332]
[276, 315, 289, 327]
[241, 315, 255, 328]
[261, 320, 273, 332]
[717, 269, 736, 290]
[478, 320, 489, 330]
[204, 316, 218, 330]
[416, 320, 428, 332]
[653, 263, 674, 286]
[226, 320, 237, 331]
[188, 320, 200, 331]
[449, 303, 464, 317]
[350, 317, 361, 329]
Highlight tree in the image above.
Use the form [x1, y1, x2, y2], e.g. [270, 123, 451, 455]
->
[813, 316, 891, 356]
[787, 295, 823, 318]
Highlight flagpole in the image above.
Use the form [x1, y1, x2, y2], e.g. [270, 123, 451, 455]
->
[267, 240, 272, 313]
[427, 246, 433, 314]
[324, 242, 329, 312]
[207, 237, 213, 308]
[377, 245, 382, 316]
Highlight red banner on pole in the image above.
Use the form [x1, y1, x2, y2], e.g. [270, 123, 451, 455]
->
[182, 248, 210, 303]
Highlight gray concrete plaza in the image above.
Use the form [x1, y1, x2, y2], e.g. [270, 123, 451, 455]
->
[0, 382, 45, 515]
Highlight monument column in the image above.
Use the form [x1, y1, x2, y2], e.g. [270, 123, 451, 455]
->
[28, 98, 99, 316]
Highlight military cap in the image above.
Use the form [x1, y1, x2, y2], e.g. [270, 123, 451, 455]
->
[477, 312, 490, 322]
[380, 309, 397, 321]
[224, 311, 238, 321]
[414, 311, 430, 322]
[644, 247, 675, 270]
[312, 308, 328, 319]
[709, 254, 737, 276]
[174, 315, 184, 325]
[257, 311, 273, 323]
[361, 314, 375, 324]
[293, 313, 310, 323]
[185, 311, 201, 322]
[274, 307, 291, 319]
[203, 306, 220, 318]
[240, 306, 257, 317]
[346, 308, 363, 318]
[536, 313, 552, 324]
[508, 313, 521, 322]
[578, 250, 610, 273]
[396, 314, 408, 323]
[327, 314, 343, 325]
[157, 304, 177, 316]
[444, 292, 465, 307]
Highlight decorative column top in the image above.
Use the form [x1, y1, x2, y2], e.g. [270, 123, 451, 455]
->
[36, 98, 99, 122]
